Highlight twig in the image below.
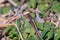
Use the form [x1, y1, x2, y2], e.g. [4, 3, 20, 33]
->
[24, 12, 40, 40]
[5, 3, 28, 24]
[8, 0, 17, 7]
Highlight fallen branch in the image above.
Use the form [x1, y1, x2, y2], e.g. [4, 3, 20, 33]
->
[24, 12, 40, 40]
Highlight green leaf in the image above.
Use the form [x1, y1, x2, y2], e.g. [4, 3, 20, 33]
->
[27, 1, 31, 8]
[23, 32, 28, 38]
[24, 20, 32, 33]
[44, 22, 51, 30]
[41, 29, 49, 39]
[30, 27, 35, 35]
[30, 13, 36, 19]
[9, 28, 18, 39]
[24, 20, 32, 28]
[25, 28, 30, 33]
[21, 16, 26, 22]
[38, 4, 47, 11]
[30, 0, 37, 8]
[45, 0, 49, 4]
[55, 28, 60, 35]
[36, 0, 41, 4]
[41, 12, 47, 18]
[45, 0, 53, 4]
[54, 34, 60, 40]
[15, 19, 21, 27]
[51, 2, 60, 13]
[29, 36, 37, 40]
[24, 38, 28, 40]
[36, 21, 44, 30]
[47, 30, 54, 39]
[3, 25, 14, 34]
[12, 37, 17, 40]
[3, 7, 10, 14]
[9, 34, 14, 39]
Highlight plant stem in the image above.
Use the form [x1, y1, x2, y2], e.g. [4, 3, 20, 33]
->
[14, 20, 24, 40]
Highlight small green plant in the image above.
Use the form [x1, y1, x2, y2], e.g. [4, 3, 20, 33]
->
[0, 0, 60, 40]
